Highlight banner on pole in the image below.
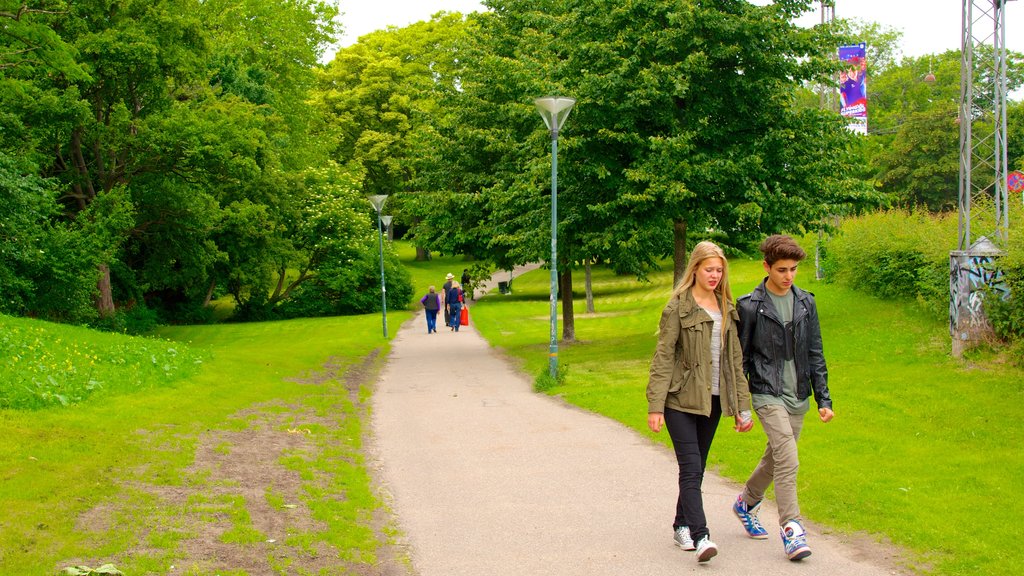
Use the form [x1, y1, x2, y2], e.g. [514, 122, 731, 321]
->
[839, 43, 868, 135]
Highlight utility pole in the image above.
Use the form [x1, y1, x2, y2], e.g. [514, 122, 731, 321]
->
[951, 0, 1014, 356]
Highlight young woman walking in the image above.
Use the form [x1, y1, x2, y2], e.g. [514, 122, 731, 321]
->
[646, 241, 753, 563]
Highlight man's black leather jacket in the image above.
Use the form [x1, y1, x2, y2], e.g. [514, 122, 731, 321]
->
[736, 280, 832, 410]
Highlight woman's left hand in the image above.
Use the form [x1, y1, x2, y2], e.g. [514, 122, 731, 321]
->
[647, 412, 664, 433]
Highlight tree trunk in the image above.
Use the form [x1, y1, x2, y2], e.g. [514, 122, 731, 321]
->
[673, 218, 688, 289]
[559, 269, 575, 342]
[203, 278, 216, 307]
[95, 264, 115, 317]
[585, 260, 595, 314]
[416, 246, 431, 261]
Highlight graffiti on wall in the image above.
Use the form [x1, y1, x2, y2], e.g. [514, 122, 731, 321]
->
[949, 251, 1011, 337]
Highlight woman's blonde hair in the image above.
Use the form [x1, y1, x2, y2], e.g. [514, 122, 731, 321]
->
[672, 241, 734, 338]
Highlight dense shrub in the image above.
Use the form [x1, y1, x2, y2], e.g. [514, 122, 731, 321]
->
[821, 209, 956, 320]
[0, 314, 202, 410]
[984, 204, 1024, 350]
[236, 248, 415, 321]
[89, 305, 163, 335]
[823, 207, 1024, 352]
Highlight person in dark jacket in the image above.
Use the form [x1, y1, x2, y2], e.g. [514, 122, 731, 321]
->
[461, 268, 472, 300]
[420, 286, 441, 333]
[647, 241, 753, 563]
[731, 234, 833, 562]
[447, 281, 463, 332]
[442, 273, 454, 327]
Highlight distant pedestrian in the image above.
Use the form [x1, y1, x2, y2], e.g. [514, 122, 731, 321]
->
[461, 268, 472, 300]
[646, 241, 753, 564]
[447, 281, 464, 332]
[420, 286, 441, 334]
[731, 234, 834, 562]
[442, 272, 454, 328]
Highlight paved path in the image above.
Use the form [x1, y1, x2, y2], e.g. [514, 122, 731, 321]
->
[370, 272, 905, 576]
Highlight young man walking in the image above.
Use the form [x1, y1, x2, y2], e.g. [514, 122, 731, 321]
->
[732, 235, 834, 561]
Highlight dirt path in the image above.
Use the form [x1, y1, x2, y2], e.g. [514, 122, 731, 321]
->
[369, 272, 909, 576]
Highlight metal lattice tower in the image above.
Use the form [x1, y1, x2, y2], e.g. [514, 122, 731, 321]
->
[958, 0, 1011, 250]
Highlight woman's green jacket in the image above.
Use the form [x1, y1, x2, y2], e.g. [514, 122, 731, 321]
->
[646, 289, 751, 418]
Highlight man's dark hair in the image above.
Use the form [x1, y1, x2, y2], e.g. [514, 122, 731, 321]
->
[759, 234, 807, 265]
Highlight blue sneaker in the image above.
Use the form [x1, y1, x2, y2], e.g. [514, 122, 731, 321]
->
[733, 494, 769, 539]
[781, 519, 812, 561]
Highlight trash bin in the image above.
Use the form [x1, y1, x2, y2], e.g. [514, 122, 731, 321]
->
[498, 281, 510, 295]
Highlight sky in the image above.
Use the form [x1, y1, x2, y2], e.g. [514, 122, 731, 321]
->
[337, 0, 485, 47]
[336, 0, 1024, 60]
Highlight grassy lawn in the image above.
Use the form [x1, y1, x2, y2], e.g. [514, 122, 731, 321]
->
[0, 312, 412, 574]
[467, 256, 1024, 576]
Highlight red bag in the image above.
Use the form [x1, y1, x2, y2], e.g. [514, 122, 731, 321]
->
[460, 306, 469, 326]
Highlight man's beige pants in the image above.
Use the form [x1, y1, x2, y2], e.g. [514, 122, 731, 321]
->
[741, 404, 805, 526]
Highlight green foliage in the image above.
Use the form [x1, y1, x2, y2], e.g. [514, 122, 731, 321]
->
[984, 206, 1024, 348]
[0, 0, 372, 326]
[1010, 101, 1024, 171]
[274, 247, 414, 319]
[820, 209, 956, 319]
[62, 564, 123, 576]
[534, 363, 568, 393]
[866, 51, 962, 210]
[88, 304, 164, 335]
[857, 46, 1023, 210]
[831, 18, 903, 75]
[0, 151, 58, 315]
[409, 0, 878, 291]
[463, 262, 495, 299]
[0, 314, 203, 410]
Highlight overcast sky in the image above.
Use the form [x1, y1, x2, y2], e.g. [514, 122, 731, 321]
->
[336, 0, 1023, 59]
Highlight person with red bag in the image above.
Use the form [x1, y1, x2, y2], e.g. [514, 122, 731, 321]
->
[447, 281, 464, 332]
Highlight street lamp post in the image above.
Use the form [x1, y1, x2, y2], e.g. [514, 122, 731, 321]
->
[534, 96, 575, 380]
[368, 195, 389, 338]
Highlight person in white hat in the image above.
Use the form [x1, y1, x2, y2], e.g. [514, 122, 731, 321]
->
[442, 273, 455, 327]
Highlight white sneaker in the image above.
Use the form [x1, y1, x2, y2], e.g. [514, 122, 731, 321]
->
[673, 526, 695, 550]
[781, 519, 812, 561]
[694, 535, 718, 562]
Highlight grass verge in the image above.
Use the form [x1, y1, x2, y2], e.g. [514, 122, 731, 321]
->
[0, 312, 412, 575]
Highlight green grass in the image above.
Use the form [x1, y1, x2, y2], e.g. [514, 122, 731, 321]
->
[468, 257, 1024, 576]
[0, 312, 411, 574]
[0, 315, 203, 409]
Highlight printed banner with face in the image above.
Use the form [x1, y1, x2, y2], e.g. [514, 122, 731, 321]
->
[839, 43, 868, 135]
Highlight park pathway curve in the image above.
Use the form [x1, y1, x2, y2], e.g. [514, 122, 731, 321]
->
[369, 274, 906, 576]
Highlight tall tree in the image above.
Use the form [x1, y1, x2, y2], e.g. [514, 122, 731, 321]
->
[316, 13, 470, 261]
[864, 49, 1023, 210]
[412, 0, 877, 341]
[2, 0, 385, 322]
